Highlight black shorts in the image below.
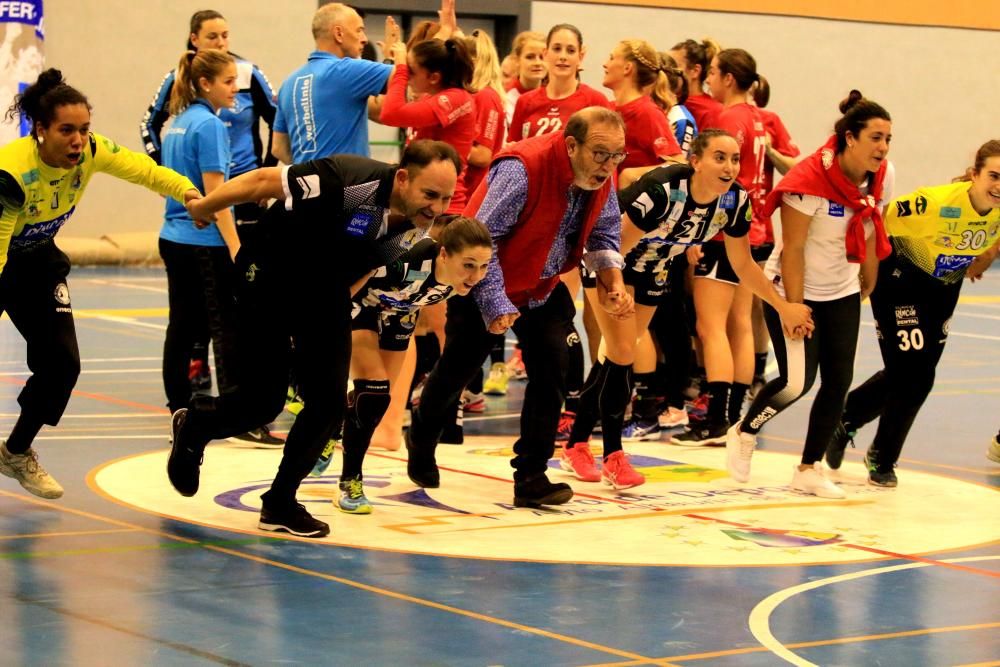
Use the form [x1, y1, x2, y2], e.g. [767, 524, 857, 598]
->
[623, 264, 673, 306]
[751, 242, 774, 264]
[351, 303, 419, 351]
[693, 240, 740, 285]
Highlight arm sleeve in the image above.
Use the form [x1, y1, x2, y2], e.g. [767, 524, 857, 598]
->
[781, 192, 823, 217]
[194, 121, 230, 175]
[93, 133, 196, 203]
[0, 170, 24, 275]
[250, 64, 279, 167]
[379, 66, 442, 128]
[770, 116, 799, 158]
[507, 97, 526, 142]
[345, 60, 394, 98]
[474, 92, 502, 147]
[139, 71, 175, 165]
[618, 169, 670, 231]
[470, 159, 527, 323]
[583, 192, 625, 271]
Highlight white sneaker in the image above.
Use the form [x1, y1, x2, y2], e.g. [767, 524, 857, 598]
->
[658, 406, 689, 429]
[790, 463, 846, 499]
[725, 421, 757, 483]
[0, 440, 64, 499]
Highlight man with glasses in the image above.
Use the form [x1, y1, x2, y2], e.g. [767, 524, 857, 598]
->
[406, 106, 634, 507]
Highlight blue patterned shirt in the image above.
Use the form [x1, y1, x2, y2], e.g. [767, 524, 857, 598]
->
[471, 159, 624, 325]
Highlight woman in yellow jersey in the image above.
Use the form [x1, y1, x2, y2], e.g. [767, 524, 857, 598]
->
[826, 140, 1000, 486]
[0, 69, 200, 499]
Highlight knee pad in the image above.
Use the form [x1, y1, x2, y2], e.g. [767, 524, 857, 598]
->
[597, 361, 633, 420]
[348, 379, 391, 431]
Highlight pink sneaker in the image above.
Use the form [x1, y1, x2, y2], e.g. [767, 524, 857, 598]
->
[601, 450, 645, 490]
[559, 442, 601, 482]
[555, 411, 576, 442]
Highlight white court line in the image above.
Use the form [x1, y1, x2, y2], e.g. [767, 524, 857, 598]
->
[861, 320, 1000, 342]
[92, 315, 166, 331]
[464, 412, 520, 423]
[0, 413, 164, 419]
[748, 555, 999, 667]
[0, 368, 160, 377]
[31, 435, 168, 441]
[0, 356, 160, 366]
[955, 311, 1000, 321]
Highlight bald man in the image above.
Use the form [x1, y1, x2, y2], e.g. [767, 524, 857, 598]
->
[273, 3, 396, 162]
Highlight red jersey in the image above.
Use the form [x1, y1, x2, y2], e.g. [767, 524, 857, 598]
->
[616, 95, 681, 172]
[381, 65, 477, 213]
[508, 83, 610, 142]
[757, 108, 800, 243]
[465, 86, 506, 195]
[716, 102, 768, 244]
[685, 93, 722, 132]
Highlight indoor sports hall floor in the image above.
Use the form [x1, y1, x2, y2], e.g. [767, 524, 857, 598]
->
[1, 266, 997, 667]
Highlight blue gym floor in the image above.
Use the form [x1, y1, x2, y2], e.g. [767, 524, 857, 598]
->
[1, 266, 997, 666]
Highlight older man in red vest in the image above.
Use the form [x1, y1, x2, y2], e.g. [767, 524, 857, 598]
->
[407, 106, 634, 507]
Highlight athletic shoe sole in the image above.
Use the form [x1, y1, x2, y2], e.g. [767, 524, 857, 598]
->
[257, 520, 330, 537]
[513, 487, 573, 508]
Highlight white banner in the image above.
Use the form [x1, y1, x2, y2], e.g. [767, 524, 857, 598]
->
[0, 0, 44, 144]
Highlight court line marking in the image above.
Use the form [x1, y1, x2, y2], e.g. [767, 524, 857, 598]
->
[0, 356, 161, 366]
[0, 528, 138, 541]
[0, 413, 167, 420]
[75, 308, 168, 318]
[580, 621, 1000, 665]
[0, 488, 669, 666]
[82, 279, 168, 294]
[0, 368, 161, 377]
[747, 555, 1000, 667]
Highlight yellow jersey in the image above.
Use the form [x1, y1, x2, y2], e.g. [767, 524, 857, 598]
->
[886, 181, 1000, 283]
[0, 133, 196, 274]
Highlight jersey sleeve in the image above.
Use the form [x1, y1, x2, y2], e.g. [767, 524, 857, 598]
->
[250, 64, 279, 166]
[781, 192, 824, 217]
[347, 59, 394, 98]
[0, 169, 24, 274]
[379, 66, 443, 128]
[651, 113, 683, 159]
[618, 168, 671, 232]
[92, 133, 196, 203]
[474, 90, 503, 147]
[280, 158, 343, 215]
[768, 115, 799, 158]
[192, 120, 231, 174]
[139, 70, 175, 164]
[723, 189, 752, 238]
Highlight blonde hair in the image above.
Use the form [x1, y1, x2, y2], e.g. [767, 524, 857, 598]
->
[465, 30, 507, 107]
[510, 30, 545, 58]
[169, 48, 234, 115]
[620, 39, 671, 111]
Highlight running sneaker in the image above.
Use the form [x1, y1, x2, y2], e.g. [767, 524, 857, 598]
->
[337, 477, 373, 514]
[864, 449, 898, 488]
[989, 435, 1000, 464]
[725, 421, 757, 483]
[559, 442, 601, 482]
[658, 406, 689, 429]
[671, 421, 728, 447]
[227, 425, 285, 446]
[513, 473, 573, 508]
[506, 347, 527, 380]
[0, 440, 64, 499]
[621, 417, 660, 442]
[824, 422, 856, 470]
[790, 463, 846, 499]
[311, 437, 341, 476]
[483, 362, 510, 396]
[462, 390, 487, 414]
[685, 393, 709, 418]
[258, 502, 330, 537]
[555, 411, 576, 442]
[285, 386, 304, 416]
[601, 450, 645, 490]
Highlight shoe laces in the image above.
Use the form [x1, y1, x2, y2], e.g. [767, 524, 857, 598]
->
[14, 449, 42, 475]
[739, 434, 756, 459]
[343, 478, 365, 499]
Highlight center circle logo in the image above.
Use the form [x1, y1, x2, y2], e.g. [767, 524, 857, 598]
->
[92, 437, 998, 566]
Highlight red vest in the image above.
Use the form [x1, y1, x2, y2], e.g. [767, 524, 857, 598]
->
[464, 131, 613, 307]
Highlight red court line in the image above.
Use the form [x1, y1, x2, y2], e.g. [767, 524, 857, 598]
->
[0, 377, 169, 415]
[684, 513, 1000, 579]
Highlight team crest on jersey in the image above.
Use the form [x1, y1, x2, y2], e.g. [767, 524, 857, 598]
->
[712, 210, 728, 226]
[53, 282, 70, 306]
[437, 95, 453, 112]
[821, 148, 834, 169]
[27, 203, 40, 218]
[829, 202, 845, 217]
[915, 195, 927, 215]
[245, 262, 259, 282]
[720, 192, 736, 210]
[71, 170, 82, 189]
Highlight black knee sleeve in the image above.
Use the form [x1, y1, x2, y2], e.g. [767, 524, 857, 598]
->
[347, 379, 391, 431]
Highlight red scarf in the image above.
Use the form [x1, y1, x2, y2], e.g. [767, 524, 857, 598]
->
[762, 135, 891, 263]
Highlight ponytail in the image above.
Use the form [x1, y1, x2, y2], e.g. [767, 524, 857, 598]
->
[169, 48, 235, 115]
[410, 38, 474, 92]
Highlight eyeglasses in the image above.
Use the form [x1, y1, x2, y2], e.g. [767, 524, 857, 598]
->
[583, 144, 628, 165]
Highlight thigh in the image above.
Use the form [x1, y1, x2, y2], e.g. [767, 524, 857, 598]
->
[515, 284, 576, 372]
[814, 295, 860, 386]
[693, 277, 736, 330]
[350, 329, 388, 379]
[3, 244, 79, 356]
[692, 241, 741, 286]
[160, 240, 207, 324]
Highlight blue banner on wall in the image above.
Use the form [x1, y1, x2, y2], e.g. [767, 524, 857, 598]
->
[0, 0, 44, 140]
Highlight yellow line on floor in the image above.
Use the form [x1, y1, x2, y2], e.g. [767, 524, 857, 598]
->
[74, 308, 168, 318]
[0, 488, 667, 665]
[958, 295, 1000, 304]
[0, 528, 138, 540]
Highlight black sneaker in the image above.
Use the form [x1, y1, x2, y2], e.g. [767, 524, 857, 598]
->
[670, 421, 729, 446]
[863, 448, 898, 488]
[405, 430, 440, 488]
[824, 422, 856, 470]
[513, 473, 573, 508]
[258, 502, 330, 538]
[167, 409, 203, 497]
[227, 425, 285, 446]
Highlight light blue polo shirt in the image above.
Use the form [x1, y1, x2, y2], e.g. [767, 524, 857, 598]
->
[161, 98, 230, 246]
[274, 51, 392, 161]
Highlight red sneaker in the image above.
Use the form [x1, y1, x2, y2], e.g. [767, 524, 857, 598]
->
[559, 442, 601, 482]
[601, 450, 645, 490]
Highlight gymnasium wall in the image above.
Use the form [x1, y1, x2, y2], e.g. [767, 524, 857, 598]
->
[41, 0, 996, 239]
